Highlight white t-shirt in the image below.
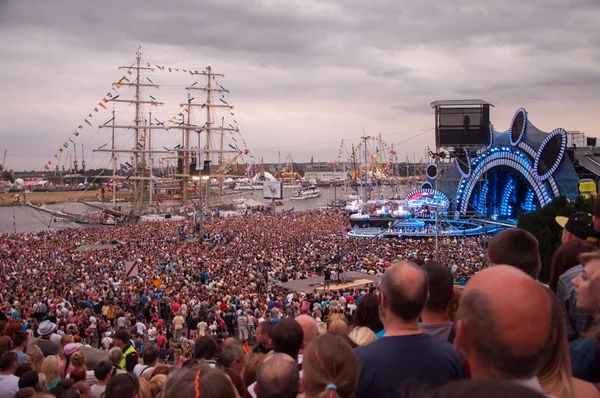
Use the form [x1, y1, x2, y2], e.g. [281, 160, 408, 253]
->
[148, 326, 157, 341]
[133, 364, 154, 378]
[136, 322, 146, 336]
[0, 374, 19, 398]
[91, 384, 106, 398]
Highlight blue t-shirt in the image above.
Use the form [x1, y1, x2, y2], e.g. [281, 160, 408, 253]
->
[355, 333, 464, 398]
[570, 337, 599, 383]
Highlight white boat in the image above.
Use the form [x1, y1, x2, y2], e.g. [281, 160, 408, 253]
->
[139, 214, 185, 222]
[290, 185, 321, 201]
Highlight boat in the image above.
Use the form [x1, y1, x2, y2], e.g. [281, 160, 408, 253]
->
[233, 182, 262, 191]
[290, 185, 321, 201]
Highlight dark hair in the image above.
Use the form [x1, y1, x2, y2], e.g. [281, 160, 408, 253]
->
[256, 353, 299, 398]
[70, 367, 87, 383]
[104, 373, 140, 398]
[418, 379, 546, 398]
[17, 370, 39, 390]
[194, 336, 218, 360]
[4, 321, 22, 340]
[12, 331, 28, 348]
[256, 321, 273, 337]
[13, 387, 36, 398]
[0, 352, 17, 371]
[303, 334, 358, 398]
[488, 229, 541, 278]
[220, 344, 245, 368]
[15, 363, 32, 377]
[162, 364, 236, 398]
[380, 261, 428, 322]
[114, 330, 131, 343]
[225, 367, 246, 396]
[142, 345, 159, 364]
[94, 360, 113, 381]
[456, 289, 551, 379]
[351, 294, 383, 334]
[422, 262, 454, 312]
[549, 239, 594, 292]
[60, 388, 83, 398]
[271, 318, 304, 360]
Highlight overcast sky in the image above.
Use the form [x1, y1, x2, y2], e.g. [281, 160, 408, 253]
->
[1, 0, 599, 171]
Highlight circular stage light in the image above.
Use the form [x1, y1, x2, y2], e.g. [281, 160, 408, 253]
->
[534, 128, 567, 181]
[510, 108, 527, 146]
[421, 181, 433, 190]
[426, 163, 438, 180]
[455, 148, 471, 178]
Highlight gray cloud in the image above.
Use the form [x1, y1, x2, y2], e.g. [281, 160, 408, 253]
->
[0, 0, 599, 170]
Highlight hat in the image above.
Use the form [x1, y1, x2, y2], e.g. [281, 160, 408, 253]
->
[556, 212, 600, 243]
[64, 343, 80, 356]
[37, 320, 56, 336]
[114, 330, 130, 342]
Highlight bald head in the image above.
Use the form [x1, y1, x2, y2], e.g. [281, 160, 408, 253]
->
[380, 261, 428, 323]
[456, 265, 552, 380]
[256, 353, 299, 398]
[295, 315, 318, 349]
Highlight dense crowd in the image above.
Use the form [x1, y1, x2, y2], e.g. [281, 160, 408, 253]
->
[0, 205, 599, 398]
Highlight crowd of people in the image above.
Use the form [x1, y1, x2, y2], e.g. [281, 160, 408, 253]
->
[0, 205, 599, 397]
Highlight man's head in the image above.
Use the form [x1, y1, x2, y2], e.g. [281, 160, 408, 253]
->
[17, 371, 39, 390]
[556, 212, 600, 245]
[194, 336, 218, 361]
[487, 229, 541, 279]
[0, 352, 18, 374]
[142, 345, 159, 366]
[454, 265, 552, 380]
[108, 347, 123, 367]
[421, 262, 454, 314]
[113, 330, 130, 349]
[219, 343, 245, 373]
[255, 321, 273, 348]
[272, 318, 304, 361]
[572, 251, 600, 312]
[379, 260, 428, 324]
[294, 314, 318, 351]
[256, 353, 299, 398]
[93, 360, 113, 383]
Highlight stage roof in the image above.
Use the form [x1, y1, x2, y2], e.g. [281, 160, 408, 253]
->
[430, 99, 494, 108]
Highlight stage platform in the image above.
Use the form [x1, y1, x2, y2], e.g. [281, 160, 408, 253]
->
[279, 271, 381, 293]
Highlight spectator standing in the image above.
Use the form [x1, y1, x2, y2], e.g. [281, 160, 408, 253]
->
[487, 228, 542, 279]
[355, 261, 464, 398]
[133, 346, 159, 378]
[32, 321, 59, 357]
[420, 262, 456, 343]
[0, 352, 20, 398]
[91, 360, 112, 398]
[172, 312, 185, 342]
[113, 330, 138, 373]
[252, 322, 273, 354]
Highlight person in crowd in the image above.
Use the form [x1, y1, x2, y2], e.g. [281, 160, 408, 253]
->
[104, 373, 140, 398]
[351, 294, 383, 336]
[252, 322, 273, 354]
[295, 314, 318, 366]
[138, 377, 151, 398]
[24, 345, 44, 374]
[13, 387, 36, 398]
[556, 209, 600, 341]
[11, 331, 28, 366]
[454, 265, 552, 394]
[487, 228, 542, 279]
[327, 314, 349, 336]
[0, 336, 11, 358]
[108, 346, 125, 374]
[32, 321, 59, 357]
[65, 351, 96, 386]
[162, 364, 238, 398]
[549, 239, 594, 293]
[220, 343, 246, 376]
[422, 380, 548, 398]
[570, 251, 600, 383]
[187, 336, 218, 367]
[18, 370, 40, 391]
[253, 353, 299, 398]
[133, 345, 158, 378]
[172, 311, 185, 342]
[91, 360, 112, 398]
[271, 318, 304, 364]
[355, 261, 464, 398]
[149, 374, 167, 397]
[420, 262, 456, 343]
[0, 352, 20, 398]
[538, 288, 600, 398]
[241, 353, 264, 391]
[60, 343, 80, 379]
[348, 326, 376, 347]
[41, 355, 61, 390]
[113, 330, 138, 373]
[303, 333, 358, 398]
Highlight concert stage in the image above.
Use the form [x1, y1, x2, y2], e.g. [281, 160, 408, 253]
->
[279, 271, 381, 293]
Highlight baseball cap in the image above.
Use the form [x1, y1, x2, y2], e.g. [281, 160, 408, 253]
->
[556, 212, 600, 243]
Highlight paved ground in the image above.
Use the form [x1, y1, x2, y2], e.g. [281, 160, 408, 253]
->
[279, 271, 381, 293]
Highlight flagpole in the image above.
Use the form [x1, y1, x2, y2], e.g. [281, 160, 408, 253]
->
[112, 108, 117, 210]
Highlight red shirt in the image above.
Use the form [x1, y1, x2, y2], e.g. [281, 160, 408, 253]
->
[171, 303, 180, 315]
[157, 334, 166, 348]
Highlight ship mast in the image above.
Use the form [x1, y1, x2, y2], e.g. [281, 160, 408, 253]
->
[94, 47, 171, 215]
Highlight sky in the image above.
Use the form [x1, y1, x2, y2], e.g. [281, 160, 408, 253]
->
[0, 0, 599, 171]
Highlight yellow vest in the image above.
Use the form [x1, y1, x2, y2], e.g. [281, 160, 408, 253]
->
[120, 344, 136, 371]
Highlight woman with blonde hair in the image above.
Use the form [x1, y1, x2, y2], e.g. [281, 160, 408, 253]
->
[348, 326, 376, 347]
[241, 353, 265, 389]
[138, 376, 151, 398]
[327, 318, 349, 337]
[67, 350, 97, 386]
[538, 289, 600, 398]
[41, 355, 62, 390]
[303, 333, 358, 398]
[25, 344, 44, 373]
[316, 322, 327, 336]
[58, 334, 75, 360]
[150, 374, 167, 398]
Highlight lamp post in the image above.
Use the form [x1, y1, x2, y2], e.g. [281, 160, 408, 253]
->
[192, 174, 210, 239]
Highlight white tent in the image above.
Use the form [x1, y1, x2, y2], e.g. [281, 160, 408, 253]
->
[252, 172, 276, 183]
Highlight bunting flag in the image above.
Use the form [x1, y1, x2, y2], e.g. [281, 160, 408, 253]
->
[59, 148, 64, 153]
[191, 82, 197, 87]
[85, 119, 92, 126]
[78, 125, 83, 129]
[103, 117, 115, 126]
[63, 143, 69, 149]
[98, 102, 107, 109]
[149, 95, 156, 101]
[112, 95, 120, 100]
[168, 68, 171, 72]
[97, 143, 108, 150]
[94, 107, 99, 112]
[73, 131, 79, 136]
[146, 77, 154, 84]
[54, 154, 58, 158]
[44, 165, 49, 170]
[114, 82, 122, 89]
